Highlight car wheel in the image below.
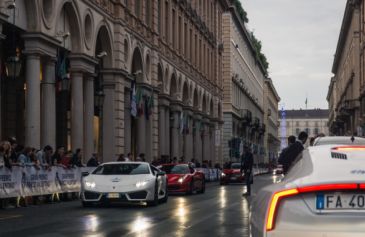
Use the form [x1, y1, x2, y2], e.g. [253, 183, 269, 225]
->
[147, 181, 159, 207]
[198, 180, 205, 194]
[82, 201, 93, 207]
[187, 180, 194, 195]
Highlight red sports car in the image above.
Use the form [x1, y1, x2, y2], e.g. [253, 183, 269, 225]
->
[159, 164, 205, 194]
[220, 162, 245, 185]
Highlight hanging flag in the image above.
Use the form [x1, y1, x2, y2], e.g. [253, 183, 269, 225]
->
[148, 95, 154, 116]
[136, 88, 144, 116]
[180, 112, 184, 134]
[131, 81, 137, 117]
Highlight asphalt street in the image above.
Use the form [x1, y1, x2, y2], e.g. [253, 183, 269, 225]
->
[0, 174, 278, 237]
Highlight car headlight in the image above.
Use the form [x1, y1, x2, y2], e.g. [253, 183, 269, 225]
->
[85, 181, 96, 189]
[136, 180, 151, 188]
[221, 173, 226, 177]
[178, 177, 184, 183]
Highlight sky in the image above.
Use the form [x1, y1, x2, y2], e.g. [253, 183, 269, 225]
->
[241, 0, 347, 110]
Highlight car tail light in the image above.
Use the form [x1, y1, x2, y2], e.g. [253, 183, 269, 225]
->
[332, 146, 365, 151]
[266, 183, 359, 231]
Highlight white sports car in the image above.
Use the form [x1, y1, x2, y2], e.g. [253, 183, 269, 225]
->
[251, 137, 365, 237]
[81, 162, 168, 207]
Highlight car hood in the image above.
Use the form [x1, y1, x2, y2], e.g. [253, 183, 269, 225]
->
[223, 169, 241, 174]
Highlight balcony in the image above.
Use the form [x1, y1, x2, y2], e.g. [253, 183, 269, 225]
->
[239, 109, 252, 125]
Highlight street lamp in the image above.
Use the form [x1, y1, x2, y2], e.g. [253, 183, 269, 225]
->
[5, 0, 22, 79]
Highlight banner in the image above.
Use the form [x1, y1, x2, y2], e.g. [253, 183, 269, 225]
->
[0, 166, 22, 198]
[56, 167, 81, 193]
[22, 166, 58, 196]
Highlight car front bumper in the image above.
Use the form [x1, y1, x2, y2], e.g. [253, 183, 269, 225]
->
[81, 189, 153, 203]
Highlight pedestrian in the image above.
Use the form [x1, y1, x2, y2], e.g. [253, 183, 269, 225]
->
[9, 139, 18, 163]
[126, 153, 132, 161]
[36, 145, 53, 166]
[117, 154, 125, 161]
[87, 153, 99, 167]
[2, 141, 12, 170]
[279, 131, 308, 174]
[17, 147, 33, 166]
[71, 148, 84, 167]
[52, 146, 65, 166]
[241, 145, 254, 196]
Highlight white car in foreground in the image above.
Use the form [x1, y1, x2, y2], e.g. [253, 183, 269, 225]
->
[81, 162, 168, 207]
[251, 140, 365, 236]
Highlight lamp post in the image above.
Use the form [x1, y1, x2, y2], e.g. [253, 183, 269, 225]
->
[5, 0, 21, 79]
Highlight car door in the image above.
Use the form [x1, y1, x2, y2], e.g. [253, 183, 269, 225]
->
[151, 165, 166, 198]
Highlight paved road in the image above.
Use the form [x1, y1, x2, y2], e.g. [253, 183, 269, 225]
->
[0, 174, 278, 237]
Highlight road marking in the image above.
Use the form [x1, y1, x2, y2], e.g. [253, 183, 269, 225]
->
[0, 214, 22, 221]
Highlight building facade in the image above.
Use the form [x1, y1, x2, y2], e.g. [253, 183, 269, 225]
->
[263, 78, 280, 164]
[328, 0, 362, 136]
[0, 0, 227, 163]
[279, 109, 329, 148]
[222, 5, 267, 163]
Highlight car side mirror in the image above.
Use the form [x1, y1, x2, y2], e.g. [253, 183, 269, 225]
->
[82, 172, 89, 177]
[156, 171, 166, 176]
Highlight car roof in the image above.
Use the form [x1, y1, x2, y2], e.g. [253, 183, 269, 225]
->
[101, 161, 149, 165]
[160, 163, 189, 166]
[314, 136, 365, 146]
[285, 144, 365, 186]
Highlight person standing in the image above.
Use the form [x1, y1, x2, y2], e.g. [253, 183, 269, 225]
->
[279, 132, 308, 174]
[87, 153, 99, 167]
[241, 145, 254, 196]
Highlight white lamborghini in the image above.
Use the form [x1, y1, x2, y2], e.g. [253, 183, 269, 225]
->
[251, 137, 365, 237]
[81, 162, 168, 207]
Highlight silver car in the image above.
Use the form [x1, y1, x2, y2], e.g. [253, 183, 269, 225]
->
[251, 138, 365, 236]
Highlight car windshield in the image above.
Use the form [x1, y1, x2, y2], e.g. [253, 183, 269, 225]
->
[314, 137, 365, 146]
[160, 165, 189, 174]
[92, 163, 150, 175]
[231, 163, 241, 169]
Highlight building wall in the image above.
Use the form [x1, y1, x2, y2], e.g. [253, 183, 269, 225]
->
[0, 0, 227, 164]
[222, 6, 267, 163]
[329, 0, 361, 136]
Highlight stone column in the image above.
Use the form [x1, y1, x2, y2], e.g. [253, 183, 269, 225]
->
[124, 88, 131, 155]
[170, 104, 182, 159]
[84, 77, 94, 162]
[25, 54, 41, 148]
[183, 108, 193, 161]
[0, 23, 4, 140]
[165, 108, 170, 157]
[102, 75, 116, 162]
[159, 105, 166, 156]
[194, 114, 203, 162]
[71, 72, 84, 152]
[41, 58, 56, 149]
[137, 109, 146, 156]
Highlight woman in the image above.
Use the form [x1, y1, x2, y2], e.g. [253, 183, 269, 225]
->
[17, 147, 32, 165]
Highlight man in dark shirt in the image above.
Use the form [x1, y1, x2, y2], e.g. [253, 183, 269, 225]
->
[241, 145, 254, 196]
[279, 131, 308, 174]
[87, 153, 99, 167]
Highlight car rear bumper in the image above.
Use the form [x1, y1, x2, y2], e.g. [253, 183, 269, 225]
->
[267, 231, 365, 237]
[220, 175, 245, 183]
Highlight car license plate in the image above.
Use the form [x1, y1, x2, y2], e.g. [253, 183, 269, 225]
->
[230, 177, 237, 180]
[316, 193, 365, 210]
[107, 193, 119, 199]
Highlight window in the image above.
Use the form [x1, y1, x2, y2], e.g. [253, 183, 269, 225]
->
[165, 1, 169, 41]
[314, 128, 319, 135]
[296, 121, 299, 126]
[145, 0, 151, 26]
[93, 164, 150, 175]
[305, 128, 310, 135]
[296, 128, 300, 136]
[287, 121, 290, 127]
[179, 16, 182, 53]
[195, 34, 197, 65]
[135, 0, 141, 18]
[158, 0, 162, 34]
[172, 9, 176, 48]
[184, 23, 188, 56]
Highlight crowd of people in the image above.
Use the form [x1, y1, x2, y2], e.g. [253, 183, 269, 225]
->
[0, 137, 101, 170]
